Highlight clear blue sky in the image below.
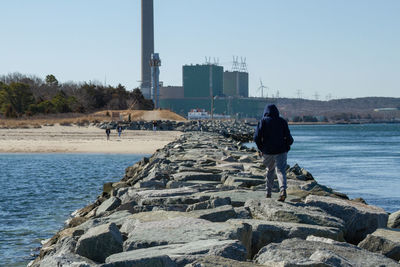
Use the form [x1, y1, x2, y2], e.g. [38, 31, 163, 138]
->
[0, 0, 399, 99]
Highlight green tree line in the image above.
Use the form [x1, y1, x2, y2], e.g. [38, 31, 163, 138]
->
[0, 73, 153, 117]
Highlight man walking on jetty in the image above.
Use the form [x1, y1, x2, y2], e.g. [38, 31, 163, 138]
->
[254, 104, 294, 202]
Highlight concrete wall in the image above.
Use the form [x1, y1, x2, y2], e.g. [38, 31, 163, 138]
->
[160, 86, 184, 99]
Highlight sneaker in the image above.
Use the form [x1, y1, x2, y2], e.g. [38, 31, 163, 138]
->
[277, 190, 287, 202]
[266, 193, 271, 198]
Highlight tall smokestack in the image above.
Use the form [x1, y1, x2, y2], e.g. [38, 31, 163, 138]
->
[141, 0, 154, 99]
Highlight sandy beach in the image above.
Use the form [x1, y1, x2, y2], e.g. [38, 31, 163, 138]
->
[0, 125, 182, 154]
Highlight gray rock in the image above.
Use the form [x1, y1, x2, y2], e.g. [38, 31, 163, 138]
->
[102, 255, 176, 267]
[186, 201, 209, 211]
[238, 155, 253, 163]
[75, 223, 123, 263]
[245, 198, 345, 230]
[186, 196, 231, 211]
[166, 180, 186, 189]
[288, 180, 349, 199]
[116, 187, 199, 205]
[114, 201, 137, 213]
[141, 167, 170, 182]
[177, 166, 222, 174]
[193, 190, 266, 207]
[216, 163, 244, 172]
[140, 195, 210, 207]
[76, 211, 132, 233]
[224, 176, 265, 188]
[234, 207, 252, 219]
[31, 236, 98, 267]
[210, 196, 231, 207]
[133, 180, 166, 189]
[107, 239, 247, 266]
[184, 256, 262, 267]
[172, 172, 222, 182]
[358, 228, 400, 261]
[305, 195, 388, 244]
[228, 219, 344, 257]
[190, 205, 238, 222]
[96, 197, 121, 215]
[123, 215, 252, 256]
[119, 218, 140, 235]
[254, 237, 399, 267]
[389, 210, 400, 228]
[309, 250, 353, 267]
[221, 155, 237, 162]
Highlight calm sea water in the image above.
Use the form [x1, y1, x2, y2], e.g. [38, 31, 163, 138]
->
[0, 154, 146, 267]
[248, 123, 400, 213]
[1, 124, 400, 266]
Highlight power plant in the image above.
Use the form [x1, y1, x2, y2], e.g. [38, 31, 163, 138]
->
[139, 1, 271, 118]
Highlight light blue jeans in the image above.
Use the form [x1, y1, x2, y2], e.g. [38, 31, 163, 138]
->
[262, 152, 287, 195]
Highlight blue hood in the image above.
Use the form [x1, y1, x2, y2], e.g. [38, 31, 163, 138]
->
[263, 104, 280, 118]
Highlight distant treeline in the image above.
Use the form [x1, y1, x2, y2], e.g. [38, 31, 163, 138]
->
[0, 73, 153, 118]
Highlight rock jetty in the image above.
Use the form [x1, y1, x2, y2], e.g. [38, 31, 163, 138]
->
[99, 119, 255, 142]
[30, 122, 400, 267]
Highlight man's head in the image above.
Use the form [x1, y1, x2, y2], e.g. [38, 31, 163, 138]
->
[264, 104, 280, 118]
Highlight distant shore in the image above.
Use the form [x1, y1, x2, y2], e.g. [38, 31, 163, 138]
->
[288, 120, 400, 125]
[0, 125, 182, 154]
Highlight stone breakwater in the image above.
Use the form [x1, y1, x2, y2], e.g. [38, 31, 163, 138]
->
[99, 119, 255, 142]
[30, 130, 400, 266]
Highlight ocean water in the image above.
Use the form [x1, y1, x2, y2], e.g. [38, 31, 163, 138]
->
[248, 123, 400, 213]
[0, 154, 146, 267]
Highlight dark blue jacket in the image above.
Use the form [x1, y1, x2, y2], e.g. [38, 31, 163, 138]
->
[254, 104, 294, 155]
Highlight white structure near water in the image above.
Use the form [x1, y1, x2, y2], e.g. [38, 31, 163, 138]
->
[188, 109, 230, 120]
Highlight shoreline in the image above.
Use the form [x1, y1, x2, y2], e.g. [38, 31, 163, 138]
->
[0, 125, 182, 154]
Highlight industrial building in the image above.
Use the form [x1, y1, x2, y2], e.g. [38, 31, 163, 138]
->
[183, 64, 223, 98]
[223, 71, 249, 97]
[159, 62, 257, 118]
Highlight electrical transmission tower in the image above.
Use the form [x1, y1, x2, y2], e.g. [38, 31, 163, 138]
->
[213, 57, 220, 65]
[205, 57, 212, 65]
[239, 57, 247, 72]
[296, 89, 302, 99]
[325, 93, 332, 101]
[232, 56, 240, 71]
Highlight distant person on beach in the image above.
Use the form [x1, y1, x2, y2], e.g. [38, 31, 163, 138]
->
[254, 104, 294, 202]
[117, 125, 123, 138]
[106, 128, 111, 141]
[197, 120, 202, 131]
[152, 120, 157, 131]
